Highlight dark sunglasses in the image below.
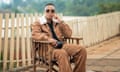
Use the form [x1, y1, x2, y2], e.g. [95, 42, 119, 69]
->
[46, 9, 55, 13]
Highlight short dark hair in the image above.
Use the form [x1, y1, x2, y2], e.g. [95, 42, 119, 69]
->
[45, 3, 55, 7]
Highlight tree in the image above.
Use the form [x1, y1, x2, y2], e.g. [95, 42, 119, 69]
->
[98, 2, 120, 14]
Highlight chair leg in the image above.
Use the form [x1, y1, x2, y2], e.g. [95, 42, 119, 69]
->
[33, 59, 36, 72]
[33, 55, 36, 72]
[49, 50, 52, 72]
[46, 69, 49, 72]
[49, 64, 52, 72]
[52, 67, 58, 72]
[46, 67, 58, 72]
[33, 42, 36, 72]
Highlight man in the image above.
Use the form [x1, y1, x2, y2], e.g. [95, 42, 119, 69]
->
[32, 3, 87, 72]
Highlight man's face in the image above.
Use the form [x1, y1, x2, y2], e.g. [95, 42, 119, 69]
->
[44, 5, 55, 20]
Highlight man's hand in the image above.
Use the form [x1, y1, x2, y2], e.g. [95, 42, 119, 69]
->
[53, 14, 62, 23]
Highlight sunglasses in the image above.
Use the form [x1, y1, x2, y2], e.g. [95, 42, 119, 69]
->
[46, 9, 55, 13]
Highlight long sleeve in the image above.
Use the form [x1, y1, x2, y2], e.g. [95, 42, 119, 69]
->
[59, 22, 72, 38]
[31, 21, 48, 40]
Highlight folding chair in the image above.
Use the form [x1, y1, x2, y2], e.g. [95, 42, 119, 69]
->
[32, 37, 83, 72]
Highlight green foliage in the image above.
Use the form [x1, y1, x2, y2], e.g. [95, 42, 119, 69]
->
[0, 0, 120, 16]
[98, 2, 120, 14]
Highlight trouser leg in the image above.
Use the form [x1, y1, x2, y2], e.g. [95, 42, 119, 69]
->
[53, 49, 72, 72]
[73, 47, 87, 72]
[63, 44, 87, 72]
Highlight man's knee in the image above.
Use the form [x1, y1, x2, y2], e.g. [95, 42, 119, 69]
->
[53, 49, 68, 59]
[79, 46, 87, 56]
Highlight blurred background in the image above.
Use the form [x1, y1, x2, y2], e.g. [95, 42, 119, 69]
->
[0, 0, 120, 16]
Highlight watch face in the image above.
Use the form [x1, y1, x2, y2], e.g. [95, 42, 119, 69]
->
[55, 41, 63, 49]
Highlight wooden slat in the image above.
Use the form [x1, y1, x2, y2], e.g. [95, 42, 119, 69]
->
[95, 16, 99, 44]
[100, 16, 104, 40]
[72, 20, 76, 36]
[107, 15, 111, 38]
[48, 45, 52, 72]
[9, 13, 15, 69]
[85, 17, 90, 46]
[111, 14, 114, 37]
[73, 19, 78, 36]
[44, 44, 47, 60]
[21, 14, 26, 66]
[16, 14, 20, 67]
[30, 14, 33, 61]
[0, 14, 2, 62]
[97, 16, 102, 42]
[0, 59, 34, 63]
[34, 13, 39, 21]
[87, 17, 92, 46]
[90, 17, 95, 45]
[102, 17, 106, 40]
[38, 43, 41, 64]
[33, 41, 36, 72]
[115, 13, 119, 34]
[3, 13, 9, 71]
[30, 14, 33, 24]
[108, 15, 111, 38]
[25, 14, 31, 65]
[105, 16, 109, 39]
[92, 17, 96, 45]
[78, 19, 84, 45]
[112, 14, 117, 36]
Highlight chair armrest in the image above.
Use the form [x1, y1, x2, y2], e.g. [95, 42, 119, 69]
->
[32, 40, 53, 52]
[32, 40, 52, 44]
[63, 37, 83, 44]
[64, 37, 83, 40]
[32, 39, 53, 68]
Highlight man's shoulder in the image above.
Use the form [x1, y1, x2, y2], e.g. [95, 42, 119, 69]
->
[32, 20, 41, 26]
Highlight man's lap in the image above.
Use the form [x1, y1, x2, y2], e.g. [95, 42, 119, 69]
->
[53, 44, 83, 58]
[62, 44, 83, 56]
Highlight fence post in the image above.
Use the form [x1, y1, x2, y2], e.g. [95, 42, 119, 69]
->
[0, 14, 2, 64]
[16, 14, 20, 67]
[9, 13, 15, 69]
[25, 14, 32, 65]
[3, 13, 9, 72]
[21, 14, 26, 67]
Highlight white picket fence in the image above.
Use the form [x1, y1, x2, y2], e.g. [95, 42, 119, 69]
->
[0, 12, 120, 71]
[66, 12, 120, 46]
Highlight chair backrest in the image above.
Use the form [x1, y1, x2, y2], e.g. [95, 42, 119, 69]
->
[32, 40, 53, 66]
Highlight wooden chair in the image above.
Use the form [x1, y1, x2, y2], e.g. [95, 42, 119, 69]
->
[32, 37, 83, 72]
